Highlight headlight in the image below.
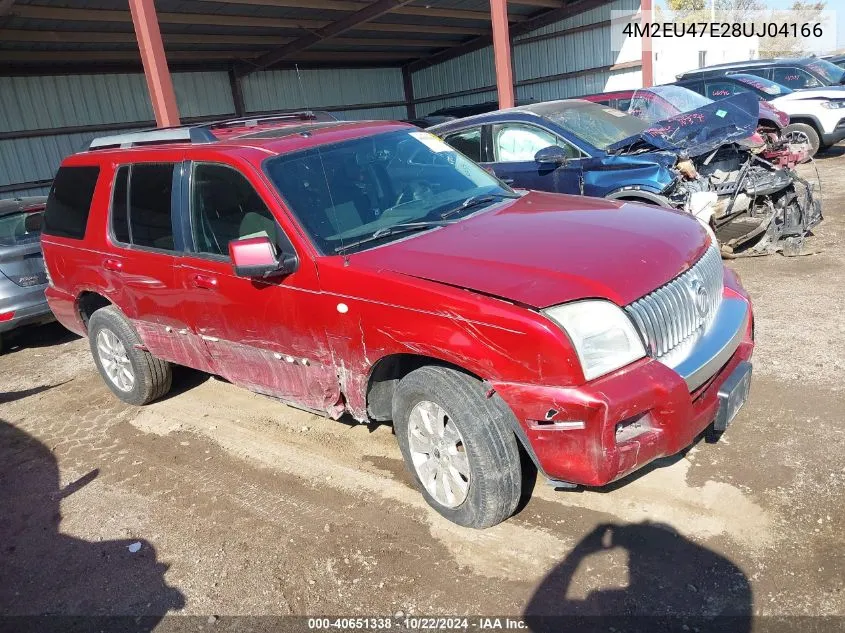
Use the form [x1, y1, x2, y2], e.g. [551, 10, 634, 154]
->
[543, 300, 646, 381]
[820, 101, 845, 109]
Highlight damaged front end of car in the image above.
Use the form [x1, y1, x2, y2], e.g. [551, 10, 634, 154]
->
[609, 93, 823, 256]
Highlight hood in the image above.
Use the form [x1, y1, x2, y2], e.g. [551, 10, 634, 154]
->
[350, 192, 709, 309]
[772, 87, 845, 103]
[607, 92, 759, 157]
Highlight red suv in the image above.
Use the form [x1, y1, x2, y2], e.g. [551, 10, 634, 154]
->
[42, 113, 754, 528]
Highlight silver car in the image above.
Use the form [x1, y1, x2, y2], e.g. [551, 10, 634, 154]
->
[0, 196, 54, 353]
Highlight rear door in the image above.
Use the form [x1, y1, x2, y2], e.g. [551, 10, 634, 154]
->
[175, 160, 339, 412]
[105, 161, 214, 372]
[487, 121, 583, 193]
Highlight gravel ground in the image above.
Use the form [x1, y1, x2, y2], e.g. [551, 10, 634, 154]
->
[1, 148, 844, 629]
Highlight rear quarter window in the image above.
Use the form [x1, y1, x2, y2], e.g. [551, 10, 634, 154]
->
[43, 166, 101, 239]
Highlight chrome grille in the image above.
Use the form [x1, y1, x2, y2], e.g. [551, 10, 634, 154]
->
[625, 245, 724, 359]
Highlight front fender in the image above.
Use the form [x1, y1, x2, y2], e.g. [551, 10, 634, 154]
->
[604, 187, 674, 207]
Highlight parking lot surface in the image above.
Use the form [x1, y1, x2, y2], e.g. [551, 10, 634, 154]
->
[2, 150, 844, 621]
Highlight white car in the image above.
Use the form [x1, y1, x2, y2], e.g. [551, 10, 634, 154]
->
[769, 86, 845, 152]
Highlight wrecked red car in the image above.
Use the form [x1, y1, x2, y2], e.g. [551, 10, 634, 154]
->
[41, 115, 754, 528]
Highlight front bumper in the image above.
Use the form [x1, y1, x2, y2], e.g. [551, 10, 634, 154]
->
[0, 280, 53, 334]
[820, 116, 845, 147]
[492, 292, 754, 487]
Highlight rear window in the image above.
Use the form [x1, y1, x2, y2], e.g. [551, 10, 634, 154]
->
[44, 166, 100, 239]
[0, 209, 43, 247]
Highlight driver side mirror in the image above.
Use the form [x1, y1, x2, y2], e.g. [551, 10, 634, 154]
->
[534, 145, 569, 165]
[229, 236, 298, 279]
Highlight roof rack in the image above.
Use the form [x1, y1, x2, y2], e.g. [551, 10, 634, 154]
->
[88, 110, 337, 151]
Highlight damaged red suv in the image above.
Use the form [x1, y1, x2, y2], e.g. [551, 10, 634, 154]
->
[42, 113, 754, 528]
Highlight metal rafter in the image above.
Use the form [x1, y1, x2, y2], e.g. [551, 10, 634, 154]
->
[244, 0, 416, 75]
[407, 0, 610, 72]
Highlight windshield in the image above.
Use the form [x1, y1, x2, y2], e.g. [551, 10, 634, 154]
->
[628, 86, 712, 122]
[806, 58, 845, 84]
[0, 210, 43, 247]
[540, 101, 649, 151]
[264, 130, 513, 254]
[731, 73, 793, 96]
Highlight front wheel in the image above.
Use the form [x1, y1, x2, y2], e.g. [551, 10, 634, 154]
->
[783, 123, 820, 157]
[392, 366, 522, 529]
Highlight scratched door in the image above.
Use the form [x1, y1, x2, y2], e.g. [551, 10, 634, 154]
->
[176, 161, 338, 413]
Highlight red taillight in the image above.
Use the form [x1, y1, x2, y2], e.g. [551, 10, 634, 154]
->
[0, 311, 15, 322]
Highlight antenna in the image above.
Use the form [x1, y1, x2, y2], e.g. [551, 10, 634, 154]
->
[294, 64, 347, 259]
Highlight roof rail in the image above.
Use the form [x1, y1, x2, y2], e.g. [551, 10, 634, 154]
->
[206, 110, 337, 130]
[88, 110, 338, 151]
[89, 126, 217, 150]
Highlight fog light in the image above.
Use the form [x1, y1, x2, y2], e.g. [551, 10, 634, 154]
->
[615, 413, 653, 443]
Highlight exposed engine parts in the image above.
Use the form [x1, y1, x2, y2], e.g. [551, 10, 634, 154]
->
[666, 146, 821, 257]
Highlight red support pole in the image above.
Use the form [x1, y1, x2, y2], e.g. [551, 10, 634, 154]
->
[128, 0, 180, 128]
[490, 0, 515, 109]
[640, 0, 653, 88]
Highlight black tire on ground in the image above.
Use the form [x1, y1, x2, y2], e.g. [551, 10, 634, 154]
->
[783, 123, 820, 157]
[88, 305, 172, 406]
[392, 365, 522, 529]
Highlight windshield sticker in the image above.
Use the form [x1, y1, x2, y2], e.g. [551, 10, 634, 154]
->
[715, 110, 727, 118]
[410, 131, 454, 153]
[603, 108, 627, 117]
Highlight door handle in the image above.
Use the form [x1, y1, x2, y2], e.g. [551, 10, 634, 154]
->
[192, 274, 218, 289]
[103, 258, 123, 272]
[501, 178, 515, 185]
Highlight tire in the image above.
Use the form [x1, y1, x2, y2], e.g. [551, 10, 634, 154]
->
[392, 366, 521, 529]
[88, 305, 172, 405]
[783, 123, 820, 157]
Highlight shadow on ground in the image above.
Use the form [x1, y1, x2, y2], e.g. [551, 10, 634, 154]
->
[1, 321, 79, 355]
[0, 419, 184, 628]
[524, 522, 751, 633]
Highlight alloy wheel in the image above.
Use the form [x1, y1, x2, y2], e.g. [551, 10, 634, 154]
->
[407, 400, 471, 508]
[96, 328, 135, 392]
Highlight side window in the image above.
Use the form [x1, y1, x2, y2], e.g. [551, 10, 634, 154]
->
[190, 163, 278, 257]
[111, 166, 130, 243]
[740, 68, 771, 81]
[443, 128, 483, 162]
[705, 81, 747, 99]
[773, 67, 821, 88]
[492, 123, 579, 162]
[43, 166, 100, 239]
[109, 163, 177, 251]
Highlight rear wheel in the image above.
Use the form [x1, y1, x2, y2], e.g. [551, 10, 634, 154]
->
[392, 366, 521, 528]
[88, 306, 172, 405]
[783, 123, 820, 157]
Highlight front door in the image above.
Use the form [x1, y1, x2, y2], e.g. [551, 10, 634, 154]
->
[486, 122, 583, 194]
[175, 161, 339, 413]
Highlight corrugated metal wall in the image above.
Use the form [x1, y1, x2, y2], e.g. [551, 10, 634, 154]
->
[0, 67, 406, 199]
[412, 0, 642, 116]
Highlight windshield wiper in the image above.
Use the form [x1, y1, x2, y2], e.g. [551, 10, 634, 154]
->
[334, 221, 455, 254]
[440, 192, 520, 219]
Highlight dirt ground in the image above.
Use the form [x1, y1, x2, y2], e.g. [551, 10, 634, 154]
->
[2, 148, 844, 629]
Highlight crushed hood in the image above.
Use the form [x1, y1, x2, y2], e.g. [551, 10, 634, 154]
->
[350, 192, 709, 309]
[607, 92, 760, 157]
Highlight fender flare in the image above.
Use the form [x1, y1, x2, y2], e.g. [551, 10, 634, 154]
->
[605, 188, 674, 207]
